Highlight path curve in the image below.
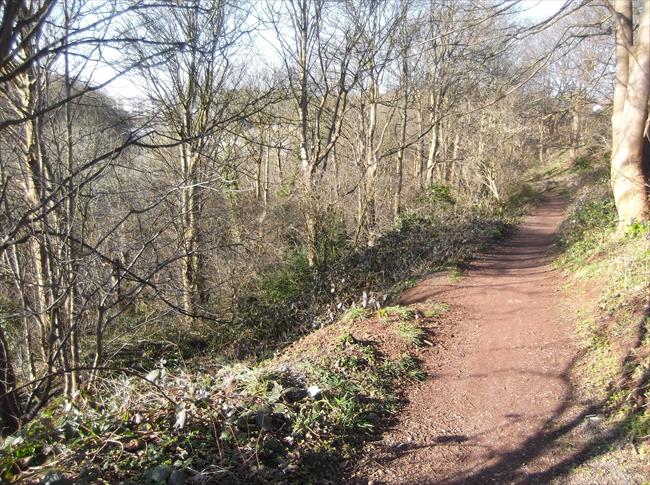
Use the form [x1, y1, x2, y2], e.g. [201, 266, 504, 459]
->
[355, 194, 592, 484]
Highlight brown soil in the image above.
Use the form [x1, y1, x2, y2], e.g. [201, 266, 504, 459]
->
[350, 194, 612, 484]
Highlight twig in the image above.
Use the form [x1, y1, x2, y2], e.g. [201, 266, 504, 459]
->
[2, 365, 178, 407]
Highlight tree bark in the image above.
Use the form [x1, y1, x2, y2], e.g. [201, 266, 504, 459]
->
[570, 103, 582, 161]
[611, 1, 650, 227]
[0, 327, 20, 433]
[180, 145, 201, 322]
[415, 102, 425, 185]
[425, 92, 441, 186]
[394, 47, 409, 219]
[611, 0, 632, 158]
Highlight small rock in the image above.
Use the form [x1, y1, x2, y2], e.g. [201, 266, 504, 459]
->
[144, 465, 173, 484]
[307, 385, 322, 398]
[168, 469, 189, 485]
[282, 387, 307, 403]
[28, 451, 50, 467]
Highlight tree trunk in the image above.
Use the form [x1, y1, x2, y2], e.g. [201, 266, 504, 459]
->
[415, 101, 425, 185]
[255, 131, 264, 200]
[394, 52, 409, 218]
[364, 77, 379, 246]
[538, 121, 546, 165]
[611, 1, 650, 227]
[394, 110, 407, 218]
[425, 93, 440, 186]
[450, 131, 461, 188]
[611, 0, 632, 158]
[180, 145, 200, 322]
[301, 157, 319, 267]
[570, 104, 582, 161]
[0, 327, 20, 433]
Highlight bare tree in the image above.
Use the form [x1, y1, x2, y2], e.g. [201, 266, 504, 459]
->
[266, 0, 362, 267]
[347, 0, 405, 246]
[127, 0, 260, 322]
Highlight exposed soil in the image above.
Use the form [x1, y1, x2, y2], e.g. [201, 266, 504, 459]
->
[350, 193, 632, 484]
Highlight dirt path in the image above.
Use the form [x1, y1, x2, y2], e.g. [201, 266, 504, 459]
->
[354, 194, 597, 484]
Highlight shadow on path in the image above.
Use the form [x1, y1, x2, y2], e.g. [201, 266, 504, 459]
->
[352, 193, 648, 484]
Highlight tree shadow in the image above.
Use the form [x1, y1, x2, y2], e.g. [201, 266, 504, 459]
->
[350, 295, 649, 485]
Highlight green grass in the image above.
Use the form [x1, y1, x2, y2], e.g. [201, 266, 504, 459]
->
[571, 156, 593, 172]
[259, 247, 313, 303]
[421, 302, 450, 318]
[377, 305, 417, 321]
[394, 322, 426, 347]
[447, 266, 462, 281]
[384, 354, 426, 382]
[342, 306, 371, 322]
[554, 164, 650, 458]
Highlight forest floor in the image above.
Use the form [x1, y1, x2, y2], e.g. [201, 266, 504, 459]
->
[351, 192, 646, 484]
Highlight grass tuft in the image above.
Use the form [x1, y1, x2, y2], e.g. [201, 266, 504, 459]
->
[342, 306, 371, 322]
[377, 305, 417, 321]
[394, 322, 426, 347]
[421, 302, 450, 318]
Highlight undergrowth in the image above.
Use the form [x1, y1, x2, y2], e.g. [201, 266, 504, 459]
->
[223, 190, 528, 358]
[0, 307, 431, 484]
[0, 180, 534, 483]
[554, 157, 650, 459]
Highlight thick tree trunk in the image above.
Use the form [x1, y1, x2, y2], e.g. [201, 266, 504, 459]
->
[364, 88, 379, 246]
[538, 122, 546, 165]
[14, 67, 64, 393]
[258, 130, 271, 238]
[63, 39, 79, 396]
[611, 1, 650, 227]
[450, 131, 461, 188]
[263, 132, 270, 211]
[255, 132, 264, 200]
[296, 2, 319, 268]
[611, 0, 632, 158]
[365, 159, 378, 246]
[333, 145, 341, 200]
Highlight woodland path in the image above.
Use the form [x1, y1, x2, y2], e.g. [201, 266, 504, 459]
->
[354, 193, 598, 484]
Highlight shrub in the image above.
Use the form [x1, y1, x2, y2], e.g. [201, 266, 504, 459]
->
[260, 247, 313, 304]
[419, 183, 455, 206]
